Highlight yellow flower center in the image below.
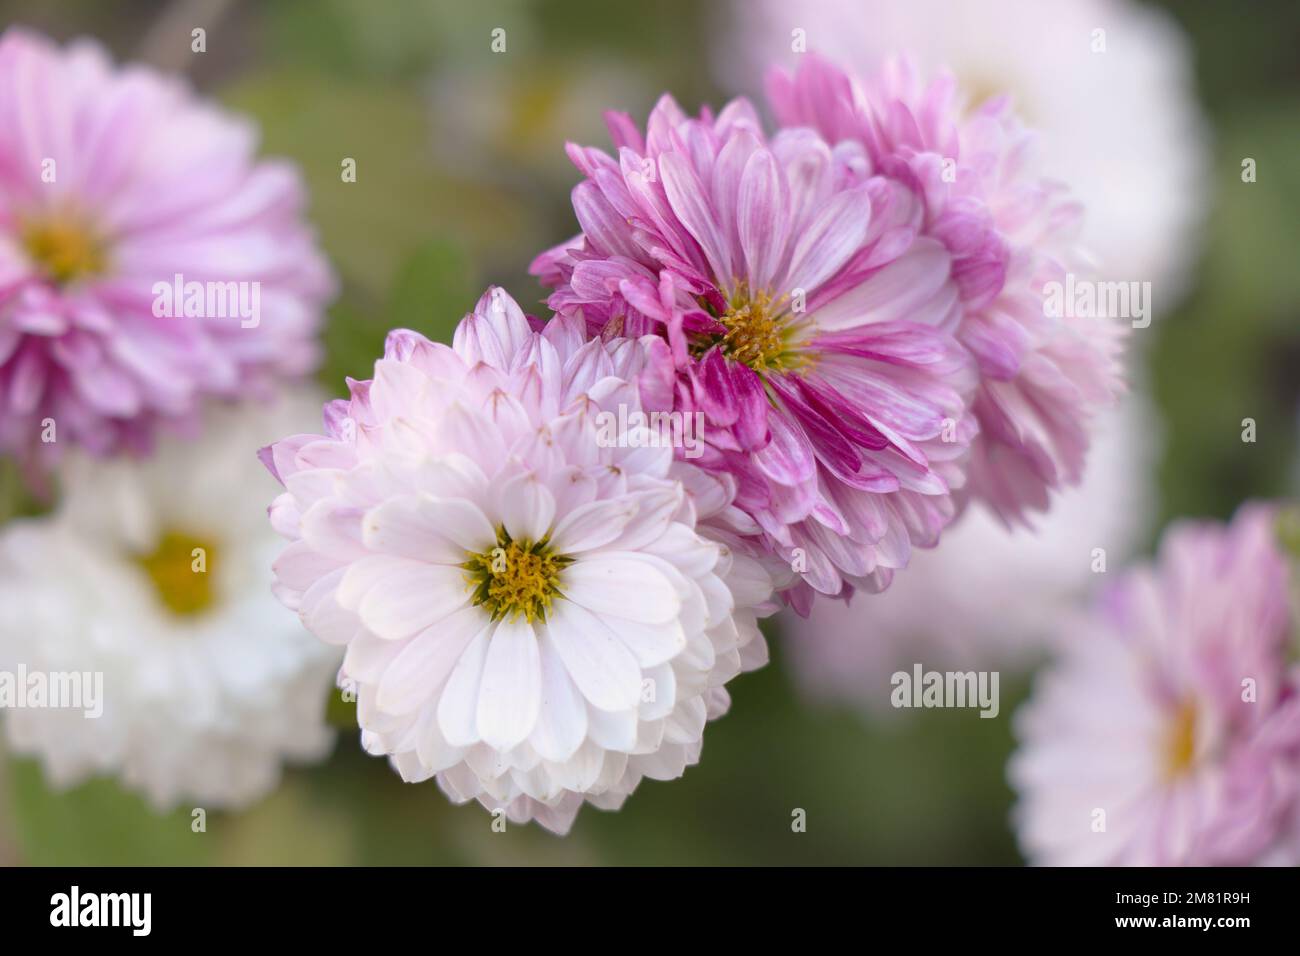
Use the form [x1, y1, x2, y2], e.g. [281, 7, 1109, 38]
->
[711, 283, 810, 373]
[22, 213, 107, 284]
[135, 530, 220, 617]
[1162, 699, 1198, 778]
[463, 532, 569, 623]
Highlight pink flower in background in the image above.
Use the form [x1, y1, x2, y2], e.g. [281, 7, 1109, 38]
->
[263, 287, 776, 834]
[0, 28, 333, 480]
[768, 56, 1124, 526]
[1010, 504, 1300, 865]
[532, 94, 977, 608]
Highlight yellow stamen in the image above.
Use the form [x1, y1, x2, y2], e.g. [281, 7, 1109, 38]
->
[1163, 700, 1198, 778]
[22, 214, 107, 284]
[712, 282, 809, 372]
[135, 530, 220, 617]
[463, 532, 569, 623]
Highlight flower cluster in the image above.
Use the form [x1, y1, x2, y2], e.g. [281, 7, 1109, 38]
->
[532, 55, 1122, 609]
[0, 24, 1145, 839]
[260, 56, 1124, 828]
[0, 28, 336, 812]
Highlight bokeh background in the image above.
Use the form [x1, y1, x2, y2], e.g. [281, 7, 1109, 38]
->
[0, 0, 1297, 865]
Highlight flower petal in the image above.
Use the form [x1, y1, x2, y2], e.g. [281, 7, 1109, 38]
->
[547, 599, 645, 711]
[475, 615, 542, 750]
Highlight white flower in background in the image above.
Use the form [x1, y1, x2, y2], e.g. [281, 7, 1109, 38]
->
[719, 0, 1210, 302]
[0, 395, 340, 810]
[784, 394, 1160, 711]
[263, 289, 779, 834]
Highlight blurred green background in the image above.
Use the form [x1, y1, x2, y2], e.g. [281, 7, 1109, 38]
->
[0, 0, 1297, 865]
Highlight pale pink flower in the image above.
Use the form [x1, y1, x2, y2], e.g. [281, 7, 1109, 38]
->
[768, 55, 1124, 525]
[263, 287, 776, 834]
[1010, 504, 1300, 865]
[531, 94, 978, 607]
[0, 28, 332, 480]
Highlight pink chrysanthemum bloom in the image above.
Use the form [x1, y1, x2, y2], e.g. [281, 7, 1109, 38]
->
[1010, 504, 1300, 866]
[767, 55, 1124, 525]
[262, 287, 777, 834]
[0, 28, 332, 479]
[531, 93, 977, 607]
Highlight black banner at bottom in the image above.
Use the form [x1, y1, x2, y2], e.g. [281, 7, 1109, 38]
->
[0, 865, 1287, 939]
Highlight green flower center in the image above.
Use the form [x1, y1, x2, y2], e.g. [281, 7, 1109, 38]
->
[462, 531, 570, 623]
[135, 530, 219, 617]
[22, 213, 107, 284]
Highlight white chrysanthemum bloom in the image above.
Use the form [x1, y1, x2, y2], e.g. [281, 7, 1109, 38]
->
[0, 394, 340, 810]
[719, 0, 1209, 302]
[262, 288, 777, 834]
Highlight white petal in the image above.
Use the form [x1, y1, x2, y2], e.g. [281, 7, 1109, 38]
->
[299, 568, 358, 645]
[427, 496, 498, 552]
[495, 471, 557, 543]
[549, 496, 639, 554]
[437, 626, 492, 746]
[335, 554, 411, 609]
[562, 555, 681, 624]
[476, 616, 542, 750]
[547, 599, 645, 711]
[363, 494, 467, 563]
[606, 487, 682, 551]
[377, 607, 488, 715]
[343, 632, 406, 684]
[612, 617, 687, 668]
[528, 630, 589, 762]
[586, 702, 639, 751]
[357, 562, 470, 640]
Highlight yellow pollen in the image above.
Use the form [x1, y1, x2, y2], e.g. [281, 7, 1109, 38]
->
[1163, 700, 1198, 778]
[712, 283, 808, 372]
[22, 214, 107, 284]
[463, 533, 569, 623]
[135, 530, 220, 617]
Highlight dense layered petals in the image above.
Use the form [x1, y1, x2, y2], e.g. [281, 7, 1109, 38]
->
[768, 55, 1124, 527]
[264, 288, 777, 833]
[531, 92, 979, 602]
[0, 28, 333, 481]
[0, 396, 339, 809]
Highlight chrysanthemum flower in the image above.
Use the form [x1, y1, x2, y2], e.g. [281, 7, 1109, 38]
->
[0, 28, 332, 480]
[0, 395, 340, 810]
[767, 55, 1124, 526]
[720, 0, 1210, 304]
[262, 287, 776, 834]
[531, 94, 977, 606]
[1010, 504, 1300, 865]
